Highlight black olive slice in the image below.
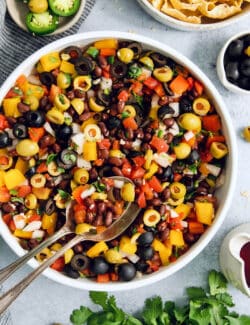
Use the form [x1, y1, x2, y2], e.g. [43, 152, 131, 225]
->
[106, 116, 121, 130]
[61, 46, 82, 60]
[25, 110, 45, 127]
[128, 150, 144, 158]
[163, 82, 174, 96]
[25, 167, 36, 178]
[63, 264, 80, 279]
[157, 105, 175, 119]
[110, 60, 127, 79]
[13, 123, 28, 139]
[39, 72, 56, 88]
[97, 90, 111, 106]
[44, 198, 56, 215]
[60, 149, 77, 167]
[70, 254, 90, 271]
[150, 52, 167, 67]
[127, 42, 142, 58]
[180, 97, 193, 113]
[74, 57, 94, 75]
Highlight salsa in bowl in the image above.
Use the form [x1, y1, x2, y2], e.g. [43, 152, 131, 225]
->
[0, 31, 237, 291]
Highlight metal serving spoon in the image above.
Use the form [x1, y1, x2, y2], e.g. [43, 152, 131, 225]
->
[0, 176, 141, 314]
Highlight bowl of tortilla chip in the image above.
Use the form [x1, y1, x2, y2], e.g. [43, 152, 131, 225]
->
[137, 0, 250, 31]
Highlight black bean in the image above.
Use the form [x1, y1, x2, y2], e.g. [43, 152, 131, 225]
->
[108, 157, 123, 166]
[105, 211, 113, 226]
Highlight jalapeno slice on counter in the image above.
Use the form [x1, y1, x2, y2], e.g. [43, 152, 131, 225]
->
[25, 11, 59, 35]
[48, 0, 81, 17]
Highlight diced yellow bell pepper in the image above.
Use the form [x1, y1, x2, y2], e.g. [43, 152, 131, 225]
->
[36, 248, 52, 262]
[14, 229, 33, 239]
[83, 141, 97, 161]
[36, 62, 45, 73]
[195, 201, 214, 225]
[3, 98, 22, 118]
[174, 203, 191, 220]
[91, 192, 107, 200]
[60, 60, 76, 74]
[144, 162, 159, 179]
[24, 83, 44, 100]
[32, 187, 51, 200]
[64, 249, 74, 264]
[71, 98, 84, 115]
[169, 230, 185, 247]
[40, 52, 61, 72]
[149, 105, 160, 120]
[119, 236, 137, 255]
[0, 170, 5, 186]
[120, 183, 135, 202]
[75, 223, 95, 235]
[104, 249, 124, 264]
[144, 149, 153, 170]
[42, 212, 57, 231]
[50, 243, 62, 251]
[15, 157, 29, 175]
[109, 149, 125, 158]
[86, 241, 109, 258]
[152, 238, 171, 266]
[80, 117, 97, 131]
[4, 169, 26, 190]
[94, 39, 118, 49]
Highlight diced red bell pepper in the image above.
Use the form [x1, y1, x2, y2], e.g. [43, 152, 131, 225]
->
[200, 150, 213, 163]
[148, 176, 163, 193]
[122, 117, 138, 130]
[98, 138, 111, 150]
[137, 191, 147, 208]
[130, 167, 145, 180]
[0, 114, 9, 130]
[143, 76, 159, 90]
[118, 89, 130, 102]
[202, 114, 221, 132]
[122, 161, 132, 177]
[206, 135, 225, 149]
[150, 136, 169, 153]
[132, 156, 146, 167]
[141, 182, 154, 200]
[50, 257, 65, 272]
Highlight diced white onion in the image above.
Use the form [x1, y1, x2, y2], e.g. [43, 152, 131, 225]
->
[153, 152, 175, 168]
[131, 139, 142, 150]
[53, 175, 63, 186]
[32, 230, 45, 239]
[80, 186, 96, 199]
[120, 251, 140, 264]
[183, 131, 194, 141]
[23, 221, 42, 232]
[93, 78, 101, 85]
[170, 209, 179, 218]
[72, 123, 81, 134]
[168, 121, 179, 136]
[120, 139, 126, 145]
[27, 75, 41, 85]
[71, 133, 85, 154]
[206, 164, 221, 177]
[114, 180, 124, 188]
[181, 220, 188, 228]
[87, 89, 95, 99]
[77, 157, 92, 170]
[141, 67, 152, 78]
[13, 214, 26, 229]
[44, 121, 55, 136]
[151, 93, 160, 108]
[100, 77, 112, 90]
[169, 102, 180, 117]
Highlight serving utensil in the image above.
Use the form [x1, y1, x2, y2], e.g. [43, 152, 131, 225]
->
[0, 176, 140, 314]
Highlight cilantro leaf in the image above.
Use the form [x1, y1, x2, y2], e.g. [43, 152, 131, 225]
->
[186, 287, 207, 300]
[70, 306, 93, 325]
[174, 305, 189, 324]
[89, 291, 108, 310]
[46, 154, 57, 165]
[142, 296, 163, 325]
[215, 293, 234, 307]
[125, 315, 143, 325]
[189, 300, 211, 325]
[225, 315, 250, 325]
[57, 189, 71, 200]
[209, 270, 228, 296]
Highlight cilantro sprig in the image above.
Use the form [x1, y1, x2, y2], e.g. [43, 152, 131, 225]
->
[69, 270, 250, 325]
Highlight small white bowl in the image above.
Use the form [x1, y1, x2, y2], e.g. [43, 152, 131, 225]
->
[6, 0, 86, 36]
[220, 223, 250, 297]
[217, 30, 250, 95]
[0, 31, 237, 291]
[137, 0, 250, 32]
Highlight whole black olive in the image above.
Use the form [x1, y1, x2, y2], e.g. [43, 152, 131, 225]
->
[157, 105, 175, 120]
[106, 116, 121, 130]
[25, 167, 36, 178]
[137, 246, 154, 260]
[39, 72, 56, 88]
[13, 123, 28, 139]
[63, 264, 80, 279]
[240, 58, 250, 77]
[90, 257, 109, 275]
[110, 60, 127, 79]
[25, 111, 45, 127]
[0, 131, 11, 148]
[181, 175, 194, 193]
[226, 39, 244, 58]
[225, 62, 240, 81]
[150, 52, 167, 67]
[118, 263, 136, 281]
[242, 35, 250, 47]
[179, 97, 193, 113]
[60, 149, 77, 167]
[70, 254, 90, 271]
[127, 150, 144, 158]
[158, 166, 173, 182]
[186, 149, 200, 164]
[137, 232, 154, 246]
[56, 124, 73, 141]
[238, 77, 250, 91]
[135, 260, 148, 273]
[74, 57, 94, 75]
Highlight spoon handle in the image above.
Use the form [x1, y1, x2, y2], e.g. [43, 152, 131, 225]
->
[0, 227, 69, 285]
[0, 234, 83, 315]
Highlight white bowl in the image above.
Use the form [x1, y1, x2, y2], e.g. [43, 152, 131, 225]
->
[6, 0, 86, 36]
[137, 0, 250, 31]
[217, 30, 250, 95]
[0, 31, 237, 291]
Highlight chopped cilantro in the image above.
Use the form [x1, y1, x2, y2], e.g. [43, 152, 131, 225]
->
[57, 189, 71, 200]
[46, 154, 57, 165]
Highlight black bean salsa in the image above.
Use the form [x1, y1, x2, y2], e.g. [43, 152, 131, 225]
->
[0, 38, 228, 282]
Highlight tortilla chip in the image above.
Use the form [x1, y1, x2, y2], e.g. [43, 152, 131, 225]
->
[170, 0, 200, 11]
[198, 1, 242, 19]
[150, 0, 165, 10]
[161, 1, 202, 23]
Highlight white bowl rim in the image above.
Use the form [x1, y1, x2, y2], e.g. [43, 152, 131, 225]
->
[0, 30, 238, 291]
[137, 0, 250, 31]
[216, 30, 250, 95]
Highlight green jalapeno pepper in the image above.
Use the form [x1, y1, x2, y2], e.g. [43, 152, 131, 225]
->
[25, 11, 59, 35]
[48, 0, 81, 17]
